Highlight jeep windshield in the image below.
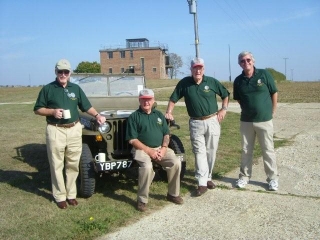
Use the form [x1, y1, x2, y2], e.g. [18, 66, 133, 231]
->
[70, 73, 145, 97]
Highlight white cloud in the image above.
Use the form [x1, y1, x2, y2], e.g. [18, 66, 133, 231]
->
[254, 8, 317, 28]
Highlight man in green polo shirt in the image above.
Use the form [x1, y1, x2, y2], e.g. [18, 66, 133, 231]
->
[165, 58, 229, 197]
[126, 88, 183, 212]
[233, 51, 279, 191]
[34, 59, 106, 209]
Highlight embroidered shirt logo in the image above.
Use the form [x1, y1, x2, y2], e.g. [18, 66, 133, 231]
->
[257, 79, 263, 86]
[64, 89, 77, 100]
[157, 118, 162, 125]
[203, 85, 210, 92]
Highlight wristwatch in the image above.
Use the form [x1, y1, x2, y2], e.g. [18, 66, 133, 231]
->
[222, 106, 228, 111]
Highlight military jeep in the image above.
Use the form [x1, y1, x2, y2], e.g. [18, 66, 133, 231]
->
[70, 73, 186, 198]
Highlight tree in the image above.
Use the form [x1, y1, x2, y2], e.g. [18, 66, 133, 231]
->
[265, 68, 286, 83]
[74, 61, 101, 73]
[168, 53, 183, 79]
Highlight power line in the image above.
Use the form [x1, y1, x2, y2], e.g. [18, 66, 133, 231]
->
[283, 57, 289, 79]
[213, 0, 268, 52]
[233, 0, 281, 59]
[214, 0, 281, 59]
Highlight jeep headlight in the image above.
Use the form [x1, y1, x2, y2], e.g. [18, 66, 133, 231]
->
[98, 122, 111, 133]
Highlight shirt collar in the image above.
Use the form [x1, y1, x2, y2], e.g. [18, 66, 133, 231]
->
[241, 67, 259, 78]
[138, 106, 155, 115]
[54, 78, 73, 88]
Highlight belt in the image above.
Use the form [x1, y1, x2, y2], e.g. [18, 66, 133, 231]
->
[190, 113, 217, 120]
[47, 120, 79, 128]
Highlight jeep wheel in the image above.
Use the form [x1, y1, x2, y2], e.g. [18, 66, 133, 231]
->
[78, 143, 96, 198]
[158, 134, 186, 181]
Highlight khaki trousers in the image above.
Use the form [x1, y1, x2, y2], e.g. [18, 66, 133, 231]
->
[132, 147, 181, 203]
[239, 120, 278, 182]
[46, 122, 82, 202]
[189, 116, 221, 186]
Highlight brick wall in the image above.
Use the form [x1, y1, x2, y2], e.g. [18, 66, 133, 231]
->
[100, 48, 169, 79]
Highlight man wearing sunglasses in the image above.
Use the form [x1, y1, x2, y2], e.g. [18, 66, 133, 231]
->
[233, 51, 279, 191]
[34, 59, 106, 209]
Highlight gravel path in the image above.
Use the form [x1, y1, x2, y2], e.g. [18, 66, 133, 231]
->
[99, 103, 320, 240]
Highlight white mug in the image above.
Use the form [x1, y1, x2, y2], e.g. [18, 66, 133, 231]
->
[95, 153, 106, 162]
[63, 109, 71, 119]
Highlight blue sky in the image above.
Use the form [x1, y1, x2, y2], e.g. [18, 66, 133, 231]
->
[0, 0, 319, 86]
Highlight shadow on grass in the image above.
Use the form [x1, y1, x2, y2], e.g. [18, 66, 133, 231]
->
[0, 143, 52, 201]
[6, 143, 198, 209]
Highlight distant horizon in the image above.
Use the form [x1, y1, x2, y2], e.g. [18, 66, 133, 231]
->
[2, 80, 320, 88]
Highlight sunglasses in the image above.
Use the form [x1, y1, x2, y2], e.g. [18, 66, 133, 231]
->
[240, 58, 251, 64]
[57, 70, 70, 75]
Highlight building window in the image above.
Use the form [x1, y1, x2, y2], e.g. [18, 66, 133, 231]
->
[108, 52, 113, 59]
[109, 68, 112, 74]
[120, 51, 125, 58]
[153, 67, 157, 73]
[130, 50, 133, 59]
[128, 66, 135, 73]
[140, 58, 144, 73]
[121, 67, 125, 73]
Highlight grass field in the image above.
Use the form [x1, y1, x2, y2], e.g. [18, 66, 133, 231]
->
[0, 80, 319, 240]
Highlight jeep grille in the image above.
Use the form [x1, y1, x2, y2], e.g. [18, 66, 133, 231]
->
[110, 119, 131, 159]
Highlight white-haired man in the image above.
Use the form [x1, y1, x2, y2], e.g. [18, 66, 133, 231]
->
[165, 58, 229, 196]
[233, 51, 279, 191]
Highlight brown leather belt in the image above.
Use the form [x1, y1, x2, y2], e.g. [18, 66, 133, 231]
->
[47, 120, 79, 128]
[190, 113, 217, 120]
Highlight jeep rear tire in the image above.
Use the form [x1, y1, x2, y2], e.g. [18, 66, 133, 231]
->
[158, 134, 186, 181]
[78, 143, 96, 198]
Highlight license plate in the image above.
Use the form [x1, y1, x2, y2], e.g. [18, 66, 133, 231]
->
[95, 160, 133, 171]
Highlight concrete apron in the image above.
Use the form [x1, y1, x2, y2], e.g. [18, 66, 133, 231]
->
[215, 103, 320, 198]
[101, 103, 320, 240]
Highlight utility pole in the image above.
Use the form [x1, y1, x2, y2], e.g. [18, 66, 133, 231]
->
[291, 69, 294, 81]
[187, 0, 200, 58]
[228, 44, 231, 82]
[283, 58, 288, 80]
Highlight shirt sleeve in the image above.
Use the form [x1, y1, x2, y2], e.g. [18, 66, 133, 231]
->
[33, 86, 47, 111]
[77, 86, 92, 112]
[265, 70, 278, 94]
[233, 78, 240, 101]
[169, 79, 185, 103]
[159, 111, 170, 136]
[125, 113, 138, 141]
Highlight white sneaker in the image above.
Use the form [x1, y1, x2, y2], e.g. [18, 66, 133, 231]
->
[236, 179, 248, 188]
[269, 180, 278, 191]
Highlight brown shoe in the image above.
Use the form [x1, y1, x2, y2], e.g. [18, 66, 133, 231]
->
[67, 199, 78, 206]
[207, 181, 216, 189]
[57, 201, 67, 209]
[196, 186, 208, 196]
[137, 201, 147, 212]
[166, 194, 184, 204]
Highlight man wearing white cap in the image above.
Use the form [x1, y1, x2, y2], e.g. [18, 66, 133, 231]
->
[166, 58, 229, 196]
[34, 59, 106, 209]
[126, 88, 183, 212]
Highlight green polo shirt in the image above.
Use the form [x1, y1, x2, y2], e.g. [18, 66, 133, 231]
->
[33, 79, 92, 124]
[126, 107, 169, 148]
[233, 68, 278, 122]
[170, 75, 230, 118]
